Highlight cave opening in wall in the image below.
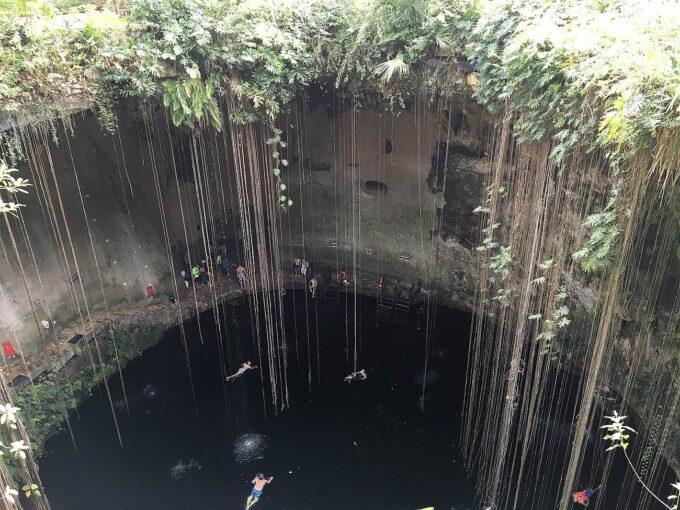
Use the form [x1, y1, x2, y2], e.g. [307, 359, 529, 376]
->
[361, 179, 388, 197]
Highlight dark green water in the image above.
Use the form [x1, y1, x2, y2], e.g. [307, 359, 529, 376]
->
[40, 293, 473, 509]
[39, 292, 675, 510]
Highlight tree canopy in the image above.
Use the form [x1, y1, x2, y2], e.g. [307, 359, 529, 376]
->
[0, 0, 678, 170]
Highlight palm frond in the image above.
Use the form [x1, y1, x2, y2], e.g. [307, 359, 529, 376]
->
[375, 53, 409, 83]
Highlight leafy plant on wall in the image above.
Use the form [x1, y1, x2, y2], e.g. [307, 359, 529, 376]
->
[0, 163, 29, 215]
[163, 76, 222, 130]
[602, 412, 680, 510]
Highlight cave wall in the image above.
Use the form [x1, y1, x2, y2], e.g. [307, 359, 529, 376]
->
[0, 104, 221, 357]
[280, 99, 488, 308]
[2, 96, 679, 472]
[0, 99, 489, 357]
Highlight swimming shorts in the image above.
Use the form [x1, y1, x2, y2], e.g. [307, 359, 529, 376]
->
[251, 488, 262, 499]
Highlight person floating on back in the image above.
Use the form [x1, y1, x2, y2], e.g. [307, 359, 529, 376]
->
[344, 369, 366, 383]
[227, 361, 257, 381]
[246, 473, 273, 509]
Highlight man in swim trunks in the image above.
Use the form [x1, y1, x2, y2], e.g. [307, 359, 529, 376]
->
[236, 264, 247, 289]
[227, 361, 257, 381]
[292, 257, 301, 278]
[246, 473, 273, 509]
[344, 369, 367, 383]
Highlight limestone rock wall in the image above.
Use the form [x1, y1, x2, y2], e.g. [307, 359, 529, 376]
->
[0, 99, 488, 357]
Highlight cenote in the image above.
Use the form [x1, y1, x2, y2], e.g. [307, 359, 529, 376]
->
[2, 2, 680, 509]
[38, 293, 675, 510]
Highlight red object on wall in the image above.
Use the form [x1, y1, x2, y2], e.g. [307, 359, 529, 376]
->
[2, 341, 16, 357]
[146, 284, 154, 298]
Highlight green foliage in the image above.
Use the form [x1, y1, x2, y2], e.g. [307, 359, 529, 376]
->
[601, 412, 680, 510]
[535, 285, 570, 356]
[21, 483, 41, 499]
[13, 327, 141, 455]
[105, 0, 334, 125]
[329, 0, 476, 101]
[602, 410, 635, 451]
[469, 0, 680, 162]
[1, 0, 678, 153]
[1, 0, 478, 122]
[0, 162, 30, 215]
[0, 10, 125, 130]
[163, 77, 222, 130]
[0, 0, 97, 17]
[266, 127, 293, 209]
[572, 183, 627, 273]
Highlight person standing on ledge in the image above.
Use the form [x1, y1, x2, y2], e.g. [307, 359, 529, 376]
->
[245, 473, 273, 509]
[339, 268, 348, 286]
[217, 252, 229, 277]
[237, 264, 247, 290]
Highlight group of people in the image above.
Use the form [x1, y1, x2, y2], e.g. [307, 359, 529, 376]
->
[240, 366, 369, 508]
[180, 260, 212, 288]
[242, 456, 596, 509]
[179, 247, 249, 291]
[292, 257, 355, 298]
[292, 257, 319, 297]
[223, 364, 272, 509]
[292, 257, 309, 278]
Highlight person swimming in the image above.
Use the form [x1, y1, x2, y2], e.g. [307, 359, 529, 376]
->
[227, 361, 257, 381]
[246, 473, 273, 509]
[344, 369, 367, 383]
[572, 487, 598, 507]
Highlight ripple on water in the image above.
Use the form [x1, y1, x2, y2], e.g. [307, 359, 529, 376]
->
[232, 433, 269, 464]
[141, 384, 160, 399]
[170, 459, 202, 481]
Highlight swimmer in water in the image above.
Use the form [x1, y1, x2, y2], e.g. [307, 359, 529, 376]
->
[344, 369, 367, 383]
[246, 473, 273, 509]
[227, 361, 257, 381]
